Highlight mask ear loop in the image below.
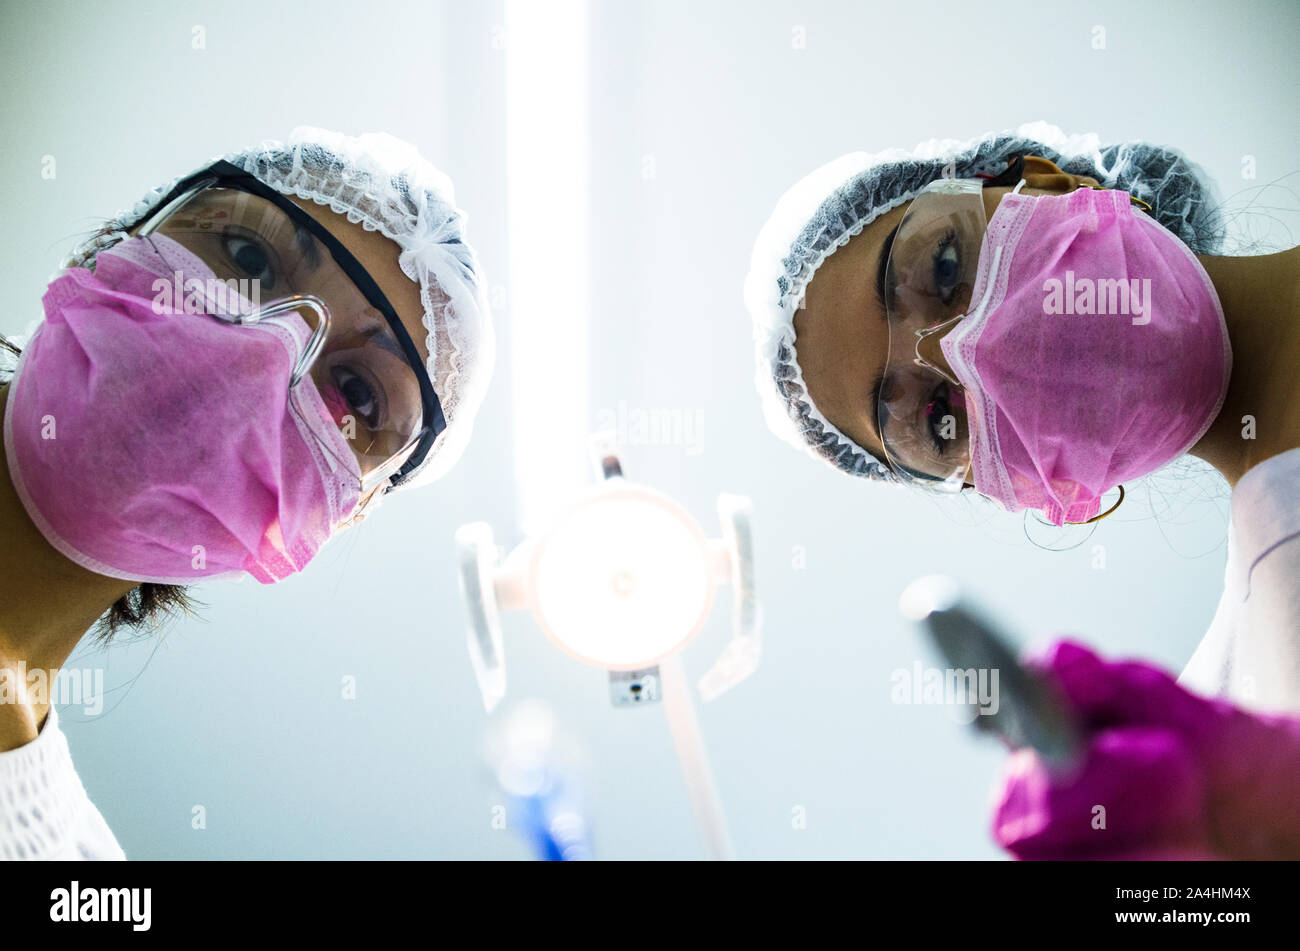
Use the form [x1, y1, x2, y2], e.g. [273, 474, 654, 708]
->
[1077, 182, 1154, 214]
[1064, 484, 1126, 525]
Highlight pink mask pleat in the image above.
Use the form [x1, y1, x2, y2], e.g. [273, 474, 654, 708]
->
[3, 238, 361, 584]
[940, 187, 1231, 526]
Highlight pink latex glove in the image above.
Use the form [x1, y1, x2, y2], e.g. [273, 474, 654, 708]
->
[992, 640, 1300, 860]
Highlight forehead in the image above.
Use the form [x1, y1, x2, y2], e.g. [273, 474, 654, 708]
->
[791, 200, 911, 459]
[283, 194, 430, 366]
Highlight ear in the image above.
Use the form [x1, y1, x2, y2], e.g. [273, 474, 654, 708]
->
[1020, 155, 1102, 193]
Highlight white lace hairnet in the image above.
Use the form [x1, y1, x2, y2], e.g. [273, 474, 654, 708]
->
[61, 126, 494, 492]
[744, 120, 1226, 482]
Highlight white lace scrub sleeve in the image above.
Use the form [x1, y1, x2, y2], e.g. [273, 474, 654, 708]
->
[0, 702, 125, 860]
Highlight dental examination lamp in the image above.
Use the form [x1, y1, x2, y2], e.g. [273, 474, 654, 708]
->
[455, 436, 762, 859]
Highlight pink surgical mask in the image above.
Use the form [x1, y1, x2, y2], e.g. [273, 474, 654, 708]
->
[3, 237, 361, 584]
[939, 186, 1231, 526]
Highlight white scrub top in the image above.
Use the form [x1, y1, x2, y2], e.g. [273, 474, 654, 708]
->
[0, 702, 125, 860]
[1180, 447, 1300, 714]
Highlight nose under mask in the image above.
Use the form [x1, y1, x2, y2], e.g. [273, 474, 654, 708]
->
[3, 237, 362, 584]
[938, 185, 1231, 526]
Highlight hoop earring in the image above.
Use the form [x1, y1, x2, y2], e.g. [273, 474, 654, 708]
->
[1065, 484, 1125, 525]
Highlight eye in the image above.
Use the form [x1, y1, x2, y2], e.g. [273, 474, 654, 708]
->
[223, 235, 277, 290]
[932, 229, 961, 305]
[330, 365, 385, 430]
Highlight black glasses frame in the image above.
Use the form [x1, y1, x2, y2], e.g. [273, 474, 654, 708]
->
[135, 159, 445, 491]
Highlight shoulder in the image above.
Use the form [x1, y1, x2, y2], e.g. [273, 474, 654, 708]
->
[1230, 447, 1300, 598]
[0, 703, 125, 859]
[1185, 448, 1300, 713]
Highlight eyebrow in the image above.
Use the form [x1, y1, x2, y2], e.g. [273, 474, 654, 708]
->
[868, 223, 901, 445]
[359, 321, 405, 360]
[294, 224, 322, 270]
[870, 371, 885, 446]
[876, 222, 900, 316]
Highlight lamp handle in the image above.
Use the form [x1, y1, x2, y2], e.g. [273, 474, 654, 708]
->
[455, 522, 507, 713]
[697, 494, 762, 702]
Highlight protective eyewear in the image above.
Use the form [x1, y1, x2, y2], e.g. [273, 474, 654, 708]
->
[135, 159, 445, 497]
[876, 177, 986, 492]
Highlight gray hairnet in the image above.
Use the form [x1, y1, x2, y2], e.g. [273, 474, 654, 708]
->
[744, 121, 1226, 482]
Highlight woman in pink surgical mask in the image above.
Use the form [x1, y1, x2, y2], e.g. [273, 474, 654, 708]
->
[745, 122, 1300, 859]
[0, 127, 494, 859]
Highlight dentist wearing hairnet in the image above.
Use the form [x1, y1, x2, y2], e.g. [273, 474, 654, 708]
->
[0, 127, 494, 859]
[745, 121, 1300, 859]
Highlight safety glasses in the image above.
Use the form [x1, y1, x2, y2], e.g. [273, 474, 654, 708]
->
[876, 177, 987, 492]
[134, 159, 445, 496]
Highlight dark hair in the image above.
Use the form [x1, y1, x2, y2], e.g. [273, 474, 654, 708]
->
[1, 336, 197, 643]
[91, 582, 198, 644]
